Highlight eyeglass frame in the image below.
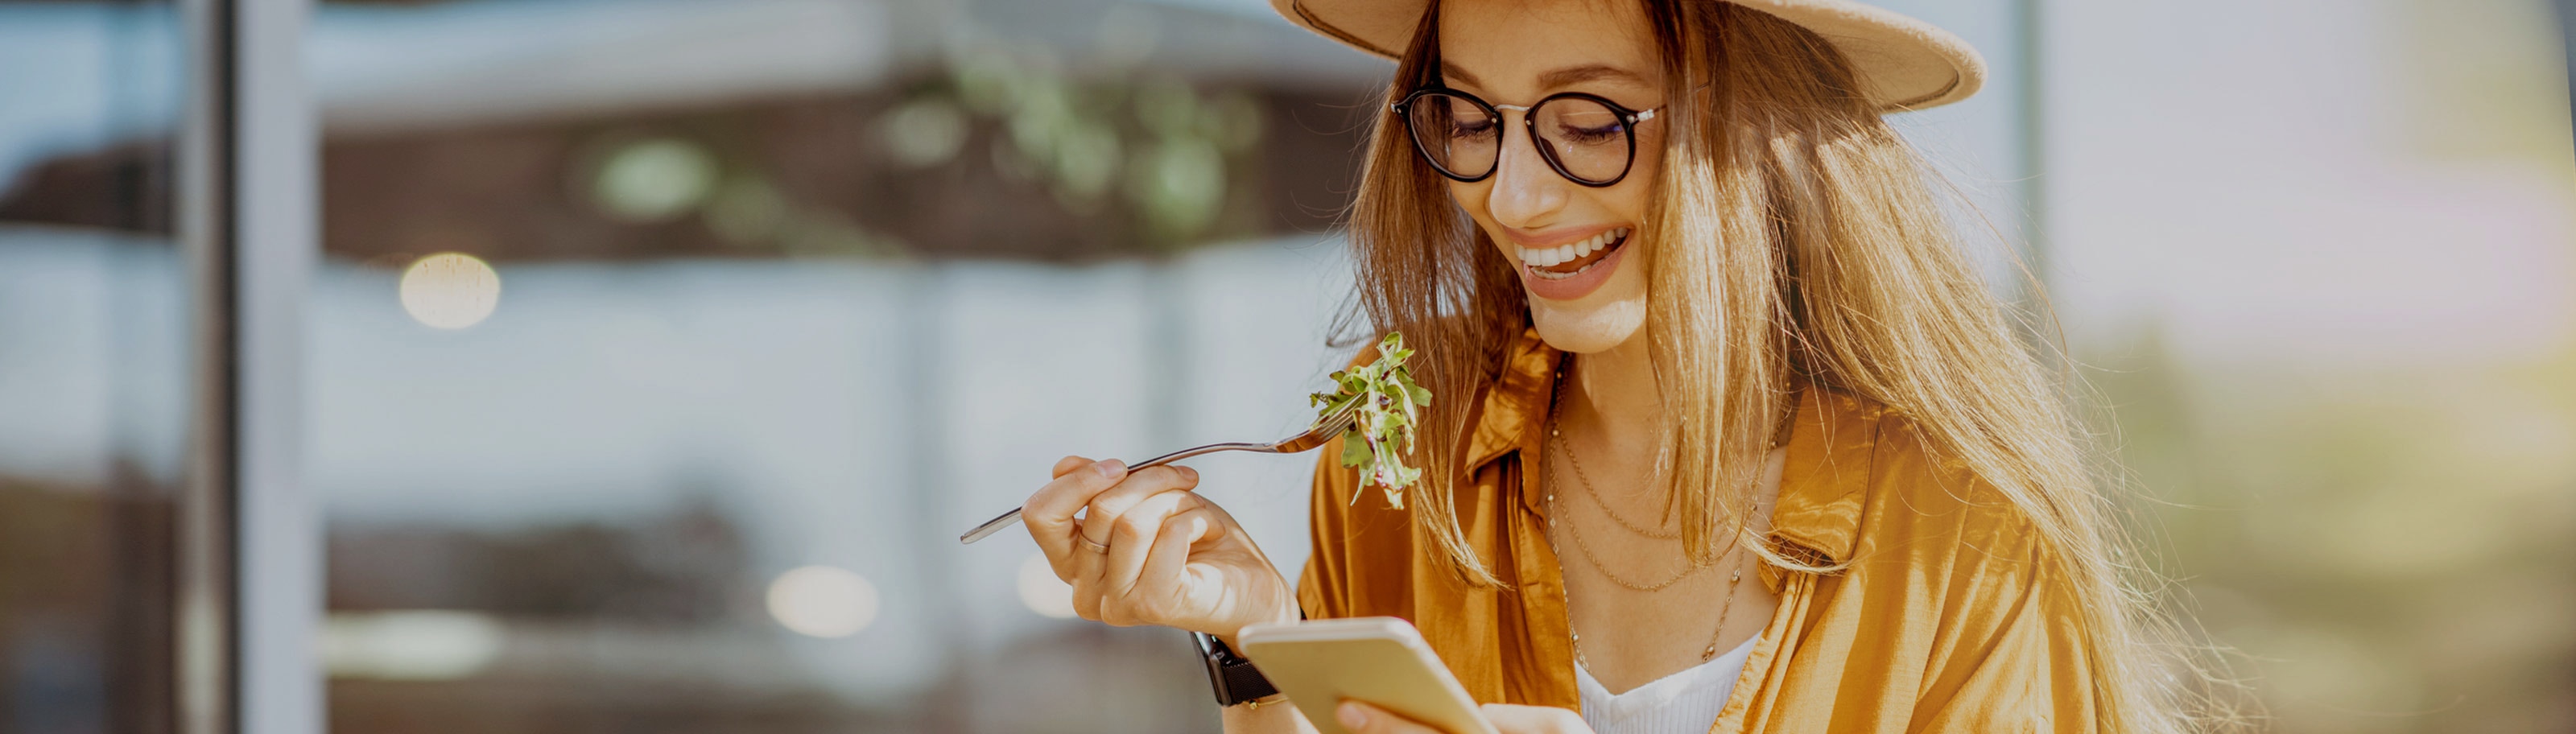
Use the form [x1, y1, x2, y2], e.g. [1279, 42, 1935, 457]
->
[1389, 87, 1662, 188]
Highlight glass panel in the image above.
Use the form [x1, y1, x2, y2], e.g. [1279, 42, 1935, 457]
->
[309, 0, 1377, 730]
[0, 0, 188, 731]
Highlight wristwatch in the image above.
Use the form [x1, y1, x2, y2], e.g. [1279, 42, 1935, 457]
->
[1192, 631, 1281, 707]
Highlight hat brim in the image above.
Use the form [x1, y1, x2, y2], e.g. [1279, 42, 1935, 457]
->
[1270, 0, 1987, 111]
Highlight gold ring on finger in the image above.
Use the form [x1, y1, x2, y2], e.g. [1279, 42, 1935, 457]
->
[1080, 536, 1112, 553]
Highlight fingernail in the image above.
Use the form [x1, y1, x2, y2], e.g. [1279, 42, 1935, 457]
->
[1337, 702, 1368, 729]
[1093, 460, 1125, 480]
[1178, 465, 1199, 483]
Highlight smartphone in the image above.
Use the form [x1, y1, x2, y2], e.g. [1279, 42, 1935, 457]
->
[1235, 616, 1500, 734]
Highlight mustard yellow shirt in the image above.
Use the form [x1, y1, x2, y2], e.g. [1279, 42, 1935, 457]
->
[1296, 328, 2098, 732]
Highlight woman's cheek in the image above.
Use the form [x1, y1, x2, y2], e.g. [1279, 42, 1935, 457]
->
[1447, 181, 1509, 256]
[1619, 150, 1661, 220]
[1449, 179, 1493, 227]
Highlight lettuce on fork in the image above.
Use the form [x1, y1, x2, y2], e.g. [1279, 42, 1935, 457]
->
[1311, 332, 1434, 509]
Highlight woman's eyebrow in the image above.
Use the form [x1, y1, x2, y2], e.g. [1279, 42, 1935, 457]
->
[1537, 64, 1649, 89]
[1435, 61, 1649, 92]
[1439, 60, 1483, 88]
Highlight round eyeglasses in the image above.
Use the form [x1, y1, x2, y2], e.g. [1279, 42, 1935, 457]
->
[1390, 88, 1659, 188]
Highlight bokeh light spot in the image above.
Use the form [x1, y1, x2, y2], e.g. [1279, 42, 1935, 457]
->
[766, 565, 880, 638]
[1017, 551, 1076, 619]
[398, 253, 501, 330]
[321, 610, 504, 680]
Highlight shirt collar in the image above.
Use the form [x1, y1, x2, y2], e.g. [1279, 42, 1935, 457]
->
[1461, 328, 1868, 566]
[1463, 327, 1562, 482]
[1766, 387, 1873, 565]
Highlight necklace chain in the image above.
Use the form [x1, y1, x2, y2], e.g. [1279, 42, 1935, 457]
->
[1571, 563, 1745, 667]
[1548, 462, 1710, 591]
[1554, 469, 1748, 666]
[1546, 365, 1748, 666]
[1554, 428, 1682, 539]
[1543, 366, 1702, 591]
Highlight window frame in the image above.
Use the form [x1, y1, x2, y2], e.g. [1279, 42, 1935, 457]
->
[176, 0, 316, 732]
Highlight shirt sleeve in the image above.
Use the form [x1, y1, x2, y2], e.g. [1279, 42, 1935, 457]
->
[1295, 436, 1356, 621]
[1906, 534, 2103, 734]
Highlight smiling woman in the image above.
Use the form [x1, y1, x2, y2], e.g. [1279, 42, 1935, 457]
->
[1317, 1, 2227, 732]
[1017, 1, 2240, 733]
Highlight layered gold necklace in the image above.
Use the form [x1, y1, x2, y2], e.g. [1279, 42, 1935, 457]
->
[1545, 368, 1747, 663]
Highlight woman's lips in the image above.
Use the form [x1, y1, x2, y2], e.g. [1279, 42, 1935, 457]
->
[1517, 232, 1629, 302]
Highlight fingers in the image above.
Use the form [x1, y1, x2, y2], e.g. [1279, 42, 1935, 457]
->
[1074, 465, 1201, 623]
[1092, 474, 1207, 579]
[1109, 502, 1222, 623]
[1079, 464, 1199, 548]
[1480, 704, 1590, 734]
[1081, 489, 1189, 623]
[1336, 701, 1446, 734]
[1030, 456, 1276, 636]
[1137, 504, 1223, 588]
[1051, 455, 1090, 479]
[1023, 456, 1127, 567]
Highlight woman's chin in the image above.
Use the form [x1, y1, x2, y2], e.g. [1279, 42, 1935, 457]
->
[1525, 243, 1649, 353]
[1530, 299, 1645, 354]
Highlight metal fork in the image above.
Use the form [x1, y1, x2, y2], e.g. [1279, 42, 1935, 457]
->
[957, 403, 1360, 544]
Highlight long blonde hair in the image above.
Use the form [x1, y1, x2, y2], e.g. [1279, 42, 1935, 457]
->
[1340, 2, 2235, 732]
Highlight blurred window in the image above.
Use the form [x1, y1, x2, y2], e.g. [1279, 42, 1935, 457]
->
[0, 0, 188, 730]
[309, 0, 1380, 730]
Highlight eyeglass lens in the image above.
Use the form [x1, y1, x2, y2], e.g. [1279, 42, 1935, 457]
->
[1404, 93, 1632, 184]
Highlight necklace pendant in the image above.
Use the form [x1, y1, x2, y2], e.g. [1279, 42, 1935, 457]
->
[1701, 644, 1718, 661]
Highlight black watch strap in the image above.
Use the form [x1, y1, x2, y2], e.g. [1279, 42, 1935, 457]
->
[1193, 631, 1280, 707]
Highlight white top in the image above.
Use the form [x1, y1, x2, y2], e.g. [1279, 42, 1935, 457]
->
[1575, 636, 1761, 734]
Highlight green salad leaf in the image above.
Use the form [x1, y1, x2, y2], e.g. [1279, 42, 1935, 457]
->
[1311, 332, 1435, 509]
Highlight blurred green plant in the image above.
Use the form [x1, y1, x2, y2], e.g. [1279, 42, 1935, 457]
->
[589, 137, 718, 223]
[935, 40, 1265, 248]
[2087, 330, 2576, 734]
[567, 28, 1275, 262]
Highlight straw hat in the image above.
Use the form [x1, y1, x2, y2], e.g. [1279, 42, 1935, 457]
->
[1268, 0, 1987, 110]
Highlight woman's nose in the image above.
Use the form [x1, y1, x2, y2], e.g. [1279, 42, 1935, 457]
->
[1484, 123, 1567, 229]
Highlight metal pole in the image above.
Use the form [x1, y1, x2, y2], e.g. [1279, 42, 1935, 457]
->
[176, 0, 242, 729]
[231, 0, 320, 731]
[179, 0, 316, 731]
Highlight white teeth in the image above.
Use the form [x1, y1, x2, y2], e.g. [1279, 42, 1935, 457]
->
[1518, 228, 1629, 270]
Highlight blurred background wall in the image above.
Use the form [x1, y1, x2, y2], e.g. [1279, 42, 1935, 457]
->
[0, 0, 2570, 732]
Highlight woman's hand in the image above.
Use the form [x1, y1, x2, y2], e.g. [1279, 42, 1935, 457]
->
[1333, 702, 1592, 734]
[1022, 456, 1298, 639]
